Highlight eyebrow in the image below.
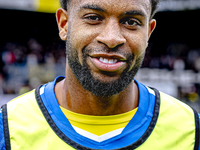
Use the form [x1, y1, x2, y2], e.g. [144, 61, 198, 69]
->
[79, 4, 106, 13]
[79, 4, 147, 19]
[124, 10, 146, 17]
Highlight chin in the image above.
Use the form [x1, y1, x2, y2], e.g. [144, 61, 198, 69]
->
[91, 71, 121, 83]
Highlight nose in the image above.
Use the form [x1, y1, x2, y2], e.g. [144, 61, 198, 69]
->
[96, 19, 126, 49]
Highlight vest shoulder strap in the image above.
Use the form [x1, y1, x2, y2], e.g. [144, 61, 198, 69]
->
[1, 104, 11, 150]
[192, 107, 199, 150]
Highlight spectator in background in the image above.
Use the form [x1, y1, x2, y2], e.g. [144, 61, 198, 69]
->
[194, 57, 200, 72]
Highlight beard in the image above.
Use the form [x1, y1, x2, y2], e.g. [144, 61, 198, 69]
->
[66, 40, 144, 97]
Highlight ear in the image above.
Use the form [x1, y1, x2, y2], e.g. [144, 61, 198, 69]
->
[148, 19, 156, 39]
[56, 8, 68, 41]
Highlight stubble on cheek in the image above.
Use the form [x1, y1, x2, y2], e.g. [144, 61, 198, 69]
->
[128, 50, 145, 72]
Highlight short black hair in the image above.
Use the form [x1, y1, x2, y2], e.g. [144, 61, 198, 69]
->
[59, 0, 160, 19]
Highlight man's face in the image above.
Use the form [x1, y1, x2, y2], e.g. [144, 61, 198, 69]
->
[59, 0, 156, 96]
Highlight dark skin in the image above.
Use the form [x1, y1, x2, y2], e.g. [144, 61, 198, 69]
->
[55, 0, 156, 116]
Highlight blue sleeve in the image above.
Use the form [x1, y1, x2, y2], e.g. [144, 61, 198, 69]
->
[0, 109, 6, 150]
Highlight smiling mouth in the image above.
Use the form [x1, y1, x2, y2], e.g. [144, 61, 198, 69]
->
[90, 53, 126, 62]
[89, 54, 127, 72]
[99, 57, 118, 64]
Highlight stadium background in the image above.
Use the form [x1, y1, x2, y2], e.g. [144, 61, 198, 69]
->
[0, 0, 200, 111]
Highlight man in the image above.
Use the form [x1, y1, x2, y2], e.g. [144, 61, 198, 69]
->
[0, 0, 199, 149]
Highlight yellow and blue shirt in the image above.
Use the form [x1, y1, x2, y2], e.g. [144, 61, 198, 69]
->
[60, 105, 138, 142]
[0, 76, 199, 149]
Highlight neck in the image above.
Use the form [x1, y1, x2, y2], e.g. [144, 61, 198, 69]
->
[55, 65, 139, 116]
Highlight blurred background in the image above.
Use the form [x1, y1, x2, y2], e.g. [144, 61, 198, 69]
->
[0, 0, 200, 111]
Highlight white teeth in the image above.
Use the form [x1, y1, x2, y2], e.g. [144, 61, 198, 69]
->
[99, 57, 118, 64]
[109, 59, 114, 64]
[104, 58, 109, 63]
[99, 57, 104, 62]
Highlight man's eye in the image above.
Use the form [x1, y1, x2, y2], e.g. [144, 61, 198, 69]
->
[83, 14, 102, 23]
[122, 18, 141, 29]
[125, 20, 138, 26]
[88, 16, 101, 21]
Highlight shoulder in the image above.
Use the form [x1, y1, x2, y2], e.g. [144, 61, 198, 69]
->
[154, 90, 200, 149]
[0, 90, 39, 150]
[159, 91, 194, 114]
[7, 90, 36, 112]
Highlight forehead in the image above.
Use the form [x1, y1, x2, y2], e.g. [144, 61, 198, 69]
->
[70, 0, 151, 18]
